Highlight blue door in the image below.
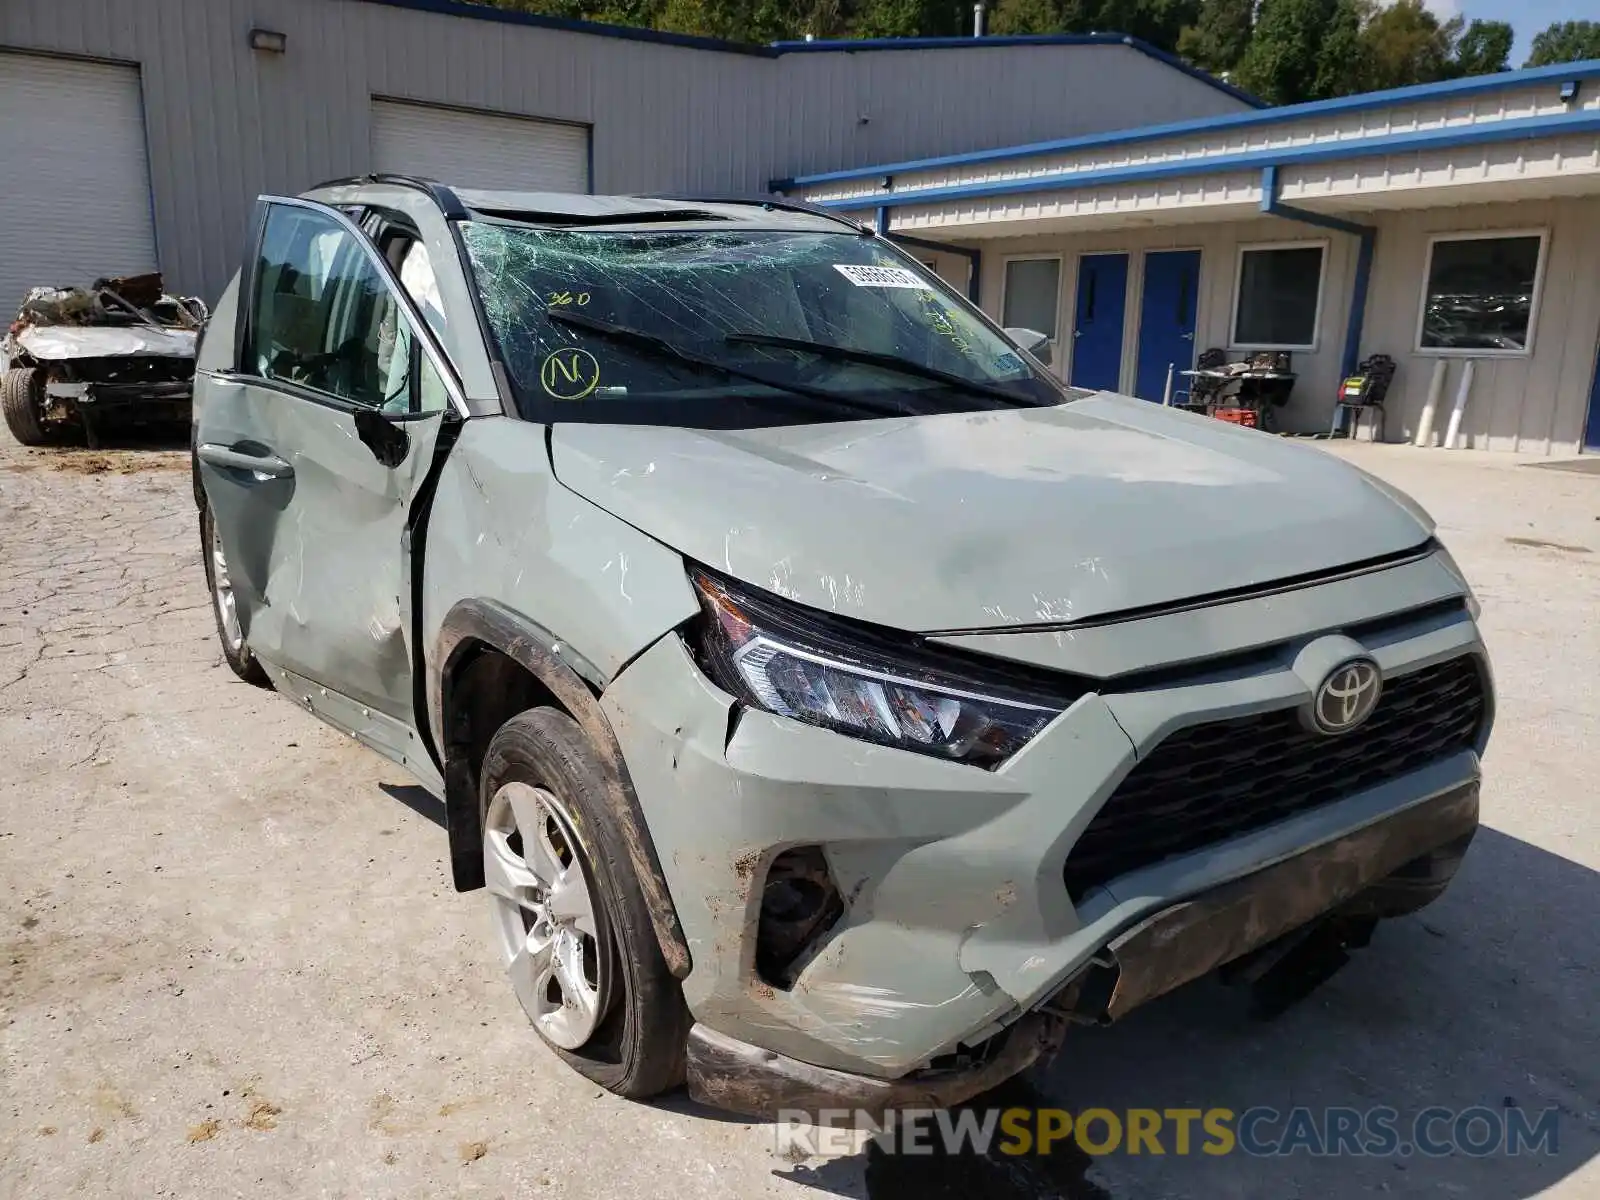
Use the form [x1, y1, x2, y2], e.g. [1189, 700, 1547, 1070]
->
[1586, 335, 1600, 451]
[1069, 253, 1128, 392]
[1134, 249, 1201, 402]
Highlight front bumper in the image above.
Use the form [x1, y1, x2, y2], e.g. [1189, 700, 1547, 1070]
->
[600, 552, 1491, 1083]
[683, 782, 1476, 1118]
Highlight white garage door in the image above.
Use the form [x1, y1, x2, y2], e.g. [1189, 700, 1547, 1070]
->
[0, 54, 158, 312]
[371, 100, 589, 194]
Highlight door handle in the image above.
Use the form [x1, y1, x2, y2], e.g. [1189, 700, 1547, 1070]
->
[197, 443, 294, 479]
[1181, 332, 1195, 340]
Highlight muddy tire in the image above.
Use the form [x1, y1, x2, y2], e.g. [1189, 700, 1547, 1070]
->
[200, 503, 270, 687]
[1, 368, 49, 447]
[479, 707, 690, 1099]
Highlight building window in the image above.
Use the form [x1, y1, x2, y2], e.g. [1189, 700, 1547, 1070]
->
[1232, 243, 1325, 350]
[1417, 231, 1545, 355]
[1002, 258, 1062, 362]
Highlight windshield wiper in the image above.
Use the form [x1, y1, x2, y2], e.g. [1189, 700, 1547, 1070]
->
[543, 308, 912, 418]
[723, 333, 1036, 408]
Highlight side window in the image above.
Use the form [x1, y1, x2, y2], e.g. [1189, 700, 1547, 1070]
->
[249, 205, 441, 413]
[398, 241, 447, 336]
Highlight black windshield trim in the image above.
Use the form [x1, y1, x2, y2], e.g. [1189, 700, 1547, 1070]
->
[724, 332, 1036, 408]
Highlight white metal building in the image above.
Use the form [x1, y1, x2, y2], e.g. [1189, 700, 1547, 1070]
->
[781, 64, 1600, 455]
[7, 0, 1596, 453]
[0, 0, 1251, 307]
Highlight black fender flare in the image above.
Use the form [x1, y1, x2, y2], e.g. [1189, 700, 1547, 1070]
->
[430, 598, 691, 980]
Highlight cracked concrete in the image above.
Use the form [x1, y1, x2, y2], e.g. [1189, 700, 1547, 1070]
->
[1, 428, 1597, 1200]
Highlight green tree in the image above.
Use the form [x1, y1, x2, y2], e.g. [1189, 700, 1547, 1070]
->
[655, 0, 791, 40]
[989, 0, 1067, 35]
[1525, 20, 1600, 67]
[1452, 19, 1513, 76]
[1311, 0, 1367, 99]
[1177, 0, 1253, 76]
[1358, 0, 1456, 92]
[1100, 0, 1200, 50]
[847, 0, 971, 37]
[1234, 0, 1342, 104]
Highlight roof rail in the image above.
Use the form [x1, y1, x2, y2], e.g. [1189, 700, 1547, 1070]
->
[644, 193, 871, 232]
[308, 174, 469, 219]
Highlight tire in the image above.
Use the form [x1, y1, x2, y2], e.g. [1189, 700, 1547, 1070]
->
[1, 367, 49, 447]
[199, 503, 271, 687]
[479, 707, 690, 1098]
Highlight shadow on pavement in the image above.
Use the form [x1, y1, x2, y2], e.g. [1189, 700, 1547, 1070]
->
[778, 825, 1598, 1200]
[378, 782, 446, 830]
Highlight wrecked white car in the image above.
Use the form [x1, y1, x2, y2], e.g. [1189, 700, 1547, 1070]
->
[2, 273, 207, 447]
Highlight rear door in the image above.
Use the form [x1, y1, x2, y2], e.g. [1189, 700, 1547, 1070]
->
[196, 197, 462, 746]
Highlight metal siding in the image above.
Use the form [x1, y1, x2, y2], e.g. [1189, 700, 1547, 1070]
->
[371, 101, 589, 192]
[0, 0, 1249, 300]
[801, 86, 1600, 209]
[1361, 198, 1600, 455]
[0, 53, 159, 308]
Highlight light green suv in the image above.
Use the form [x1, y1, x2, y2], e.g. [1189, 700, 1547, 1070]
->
[193, 178, 1492, 1116]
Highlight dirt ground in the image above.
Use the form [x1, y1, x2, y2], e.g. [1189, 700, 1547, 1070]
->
[1, 430, 1596, 1200]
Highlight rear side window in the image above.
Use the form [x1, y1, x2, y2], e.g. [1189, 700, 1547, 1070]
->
[248, 206, 424, 412]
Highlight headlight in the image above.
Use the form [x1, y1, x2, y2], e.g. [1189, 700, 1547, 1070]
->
[688, 569, 1077, 767]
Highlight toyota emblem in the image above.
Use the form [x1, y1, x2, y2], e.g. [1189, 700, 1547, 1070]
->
[1310, 659, 1383, 734]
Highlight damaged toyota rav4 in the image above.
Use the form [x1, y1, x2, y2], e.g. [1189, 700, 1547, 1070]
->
[194, 180, 1493, 1115]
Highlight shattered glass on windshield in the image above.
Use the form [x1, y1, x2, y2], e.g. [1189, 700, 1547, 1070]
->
[460, 222, 1065, 426]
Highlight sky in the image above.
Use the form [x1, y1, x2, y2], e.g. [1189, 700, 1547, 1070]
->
[1423, 0, 1594, 65]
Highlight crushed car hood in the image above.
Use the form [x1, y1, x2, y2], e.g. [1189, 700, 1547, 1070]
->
[550, 395, 1433, 633]
[15, 325, 197, 360]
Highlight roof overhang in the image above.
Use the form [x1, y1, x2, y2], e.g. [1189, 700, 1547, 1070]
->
[781, 62, 1600, 237]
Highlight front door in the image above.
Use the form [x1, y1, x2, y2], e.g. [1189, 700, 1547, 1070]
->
[196, 197, 456, 729]
[1070, 253, 1128, 392]
[1135, 249, 1201, 402]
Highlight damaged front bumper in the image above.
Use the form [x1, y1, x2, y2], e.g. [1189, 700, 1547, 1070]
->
[682, 783, 1476, 1118]
[600, 562, 1490, 1104]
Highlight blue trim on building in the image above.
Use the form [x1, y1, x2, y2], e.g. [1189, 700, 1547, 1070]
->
[774, 33, 1119, 50]
[773, 58, 1600, 191]
[805, 108, 1600, 211]
[1259, 166, 1375, 380]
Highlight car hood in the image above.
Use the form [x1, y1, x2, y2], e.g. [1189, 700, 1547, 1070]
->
[549, 395, 1433, 633]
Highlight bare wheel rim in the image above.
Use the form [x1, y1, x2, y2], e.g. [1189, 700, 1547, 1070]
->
[209, 520, 244, 652]
[484, 781, 613, 1050]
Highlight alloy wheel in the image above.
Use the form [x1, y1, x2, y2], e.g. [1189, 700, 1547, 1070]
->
[483, 781, 612, 1049]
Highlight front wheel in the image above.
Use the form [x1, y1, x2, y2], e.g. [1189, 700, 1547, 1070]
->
[1, 368, 49, 446]
[200, 503, 270, 687]
[479, 707, 690, 1098]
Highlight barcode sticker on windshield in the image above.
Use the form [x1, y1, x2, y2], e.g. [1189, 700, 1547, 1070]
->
[833, 264, 929, 289]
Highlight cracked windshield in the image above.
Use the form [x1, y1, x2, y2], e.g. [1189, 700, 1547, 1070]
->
[461, 221, 1066, 425]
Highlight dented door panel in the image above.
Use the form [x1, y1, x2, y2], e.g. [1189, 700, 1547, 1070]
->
[199, 381, 445, 717]
[418, 415, 700, 747]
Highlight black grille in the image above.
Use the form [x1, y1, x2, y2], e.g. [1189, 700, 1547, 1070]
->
[1063, 655, 1486, 900]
